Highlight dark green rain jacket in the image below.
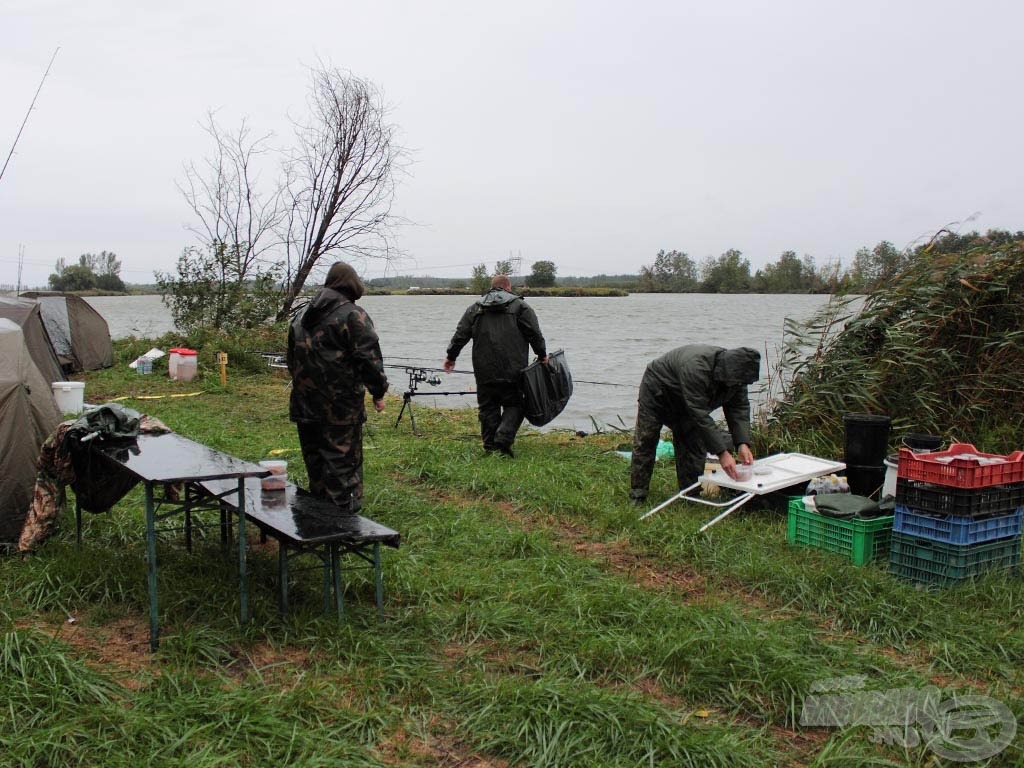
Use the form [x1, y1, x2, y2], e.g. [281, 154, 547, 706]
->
[287, 263, 388, 425]
[641, 344, 760, 455]
[446, 288, 546, 385]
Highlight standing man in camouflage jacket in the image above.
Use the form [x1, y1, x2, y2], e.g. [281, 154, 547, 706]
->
[287, 261, 388, 512]
[444, 274, 547, 456]
[629, 344, 760, 504]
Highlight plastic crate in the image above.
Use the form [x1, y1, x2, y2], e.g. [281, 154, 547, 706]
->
[897, 443, 1024, 488]
[893, 504, 1023, 545]
[895, 478, 1024, 518]
[786, 498, 894, 566]
[888, 533, 1021, 587]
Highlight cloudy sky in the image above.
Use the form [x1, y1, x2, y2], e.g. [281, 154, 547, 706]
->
[2, 0, 1022, 288]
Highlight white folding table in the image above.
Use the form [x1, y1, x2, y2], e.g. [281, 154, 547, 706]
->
[639, 453, 846, 531]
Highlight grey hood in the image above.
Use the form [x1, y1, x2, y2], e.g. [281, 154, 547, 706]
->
[714, 347, 761, 385]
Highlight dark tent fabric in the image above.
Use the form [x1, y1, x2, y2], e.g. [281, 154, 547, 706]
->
[0, 319, 62, 543]
[520, 349, 573, 427]
[20, 292, 113, 372]
[0, 297, 65, 384]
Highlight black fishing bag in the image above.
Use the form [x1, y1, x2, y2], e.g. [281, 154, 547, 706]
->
[520, 349, 573, 427]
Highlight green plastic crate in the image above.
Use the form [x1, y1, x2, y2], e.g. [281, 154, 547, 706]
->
[786, 498, 894, 565]
[888, 532, 1021, 587]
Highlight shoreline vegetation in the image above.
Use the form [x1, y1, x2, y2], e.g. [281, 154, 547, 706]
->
[2, 230, 1021, 764]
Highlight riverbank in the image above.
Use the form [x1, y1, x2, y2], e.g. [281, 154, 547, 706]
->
[2, 359, 1021, 766]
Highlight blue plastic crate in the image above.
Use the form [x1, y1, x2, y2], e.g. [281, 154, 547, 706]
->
[893, 505, 1023, 545]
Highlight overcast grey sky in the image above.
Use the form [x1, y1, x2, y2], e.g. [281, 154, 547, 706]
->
[2, 0, 1023, 288]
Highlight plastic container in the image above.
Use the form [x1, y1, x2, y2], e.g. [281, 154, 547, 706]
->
[902, 433, 943, 452]
[893, 505, 1023, 545]
[735, 464, 752, 482]
[843, 413, 892, 466]
[259, 460, 288, 491]
[896, 443, 1024, 488]
[888, 532, 1021, 587]
[895, 478, 1024, 518]
[787, 498, 894, 566]
[168, 347, 198, 381]
[51, 381, 85, 415]
[846, 464, 886, 499]
[136, 356, 153, 374]
[882, 454, 899, 498]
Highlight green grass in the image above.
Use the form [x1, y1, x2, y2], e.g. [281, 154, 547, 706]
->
[2, 346, 1022, 766]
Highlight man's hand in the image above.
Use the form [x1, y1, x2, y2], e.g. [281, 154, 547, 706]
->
[719, 450, 739, 480]
[443, 358, 456, 372]
[738, 443, 754, 465]
[539, 355, 549, 365]
[373, 398, 386, 413]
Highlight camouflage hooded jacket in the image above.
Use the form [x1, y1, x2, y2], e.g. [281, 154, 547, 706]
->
[287, 265, 388, 426]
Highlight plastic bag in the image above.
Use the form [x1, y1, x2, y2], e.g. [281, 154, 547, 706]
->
[520, 349, 573, 427]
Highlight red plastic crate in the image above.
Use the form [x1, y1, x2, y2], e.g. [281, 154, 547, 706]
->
[897, 443, 1024, 489]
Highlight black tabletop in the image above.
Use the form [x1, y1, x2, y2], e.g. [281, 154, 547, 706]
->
[201, 477, 401, 548]
[89, 432, 270, 484]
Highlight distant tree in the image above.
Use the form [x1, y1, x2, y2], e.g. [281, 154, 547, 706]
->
[493, 259, 513, 277]
[95, 250, 122, 277]
[277, 67, 408, 320]
[638, 249, 698, 292]
[470, 263, 490, 294]
[77, 253, 98, 272]
[49, 264, 96, 292]
[700, 249, 751, 293]
[847, 241, 908, 290]
[526, 260, 557, 287]
[156, 240, 281, 333]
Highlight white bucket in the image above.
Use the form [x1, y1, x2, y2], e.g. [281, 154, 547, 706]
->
[882, 455, 899, 499]
[259, 460, 288, 490]
[52, 381, 85, 415]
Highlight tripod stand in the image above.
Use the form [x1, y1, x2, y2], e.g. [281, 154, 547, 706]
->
[392, 366, 475, 435]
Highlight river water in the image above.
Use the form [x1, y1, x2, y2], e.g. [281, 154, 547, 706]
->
[85, 293, 835, 433]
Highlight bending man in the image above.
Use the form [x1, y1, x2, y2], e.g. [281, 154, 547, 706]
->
[444, 274, 547, 456]
[288, 261, 388, 512]
[629, 344, 760, 504]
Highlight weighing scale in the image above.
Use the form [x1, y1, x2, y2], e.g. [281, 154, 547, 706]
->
[639, 453, 846, 531]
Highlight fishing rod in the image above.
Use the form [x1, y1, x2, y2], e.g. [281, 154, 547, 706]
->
[392, 365, 476, 435]
[1, 47, 59, 184]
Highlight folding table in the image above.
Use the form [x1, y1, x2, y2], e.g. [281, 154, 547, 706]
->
[639, 453, 846, 531]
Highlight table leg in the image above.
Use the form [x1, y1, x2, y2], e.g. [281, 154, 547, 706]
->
[331, 544, 343, 619]
[639, 482, 702, 521]
[145, 482, 159, 650]
[236, 478, 248, 625]
[698, 492, 755, 532]
[374, 542, 383, 622]
[278, 543, 288, 617]
[74, 488, 82, 547]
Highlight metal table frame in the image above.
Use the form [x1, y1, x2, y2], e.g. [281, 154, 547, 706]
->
[640, 453, 846, 531]
[76, 433, 268, 650]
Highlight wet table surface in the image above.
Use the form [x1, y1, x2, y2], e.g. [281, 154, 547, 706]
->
[89, 432, 269, 483]
[200, 477, 401, 548]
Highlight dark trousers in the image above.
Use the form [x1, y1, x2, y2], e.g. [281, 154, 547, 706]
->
[296, 421, 363, 512]
[629, 380, 709, 500]
[476, 381, 525, 450]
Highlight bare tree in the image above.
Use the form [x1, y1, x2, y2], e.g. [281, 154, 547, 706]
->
[177, 112, 283, 281]
[277, 67, 406, 319]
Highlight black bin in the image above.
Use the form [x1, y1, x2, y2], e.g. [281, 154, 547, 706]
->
[843, 413, 892, 466]
[846, 464, 887, 499]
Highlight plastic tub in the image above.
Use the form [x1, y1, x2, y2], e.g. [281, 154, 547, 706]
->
[51, 381, 85, 415]
[168, 348, 198, 381]
[843, 413, 892, 466]
[846, 463, 886, 499]
[259, 460, 288, 491]
[902, 433, 943, 452]
[882, 454, 899, 498]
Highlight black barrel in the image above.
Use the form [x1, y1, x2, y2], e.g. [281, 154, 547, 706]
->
[843, 413, 892, 466]
[846, 464, 887, 499]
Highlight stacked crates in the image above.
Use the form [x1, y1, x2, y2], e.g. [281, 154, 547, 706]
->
[889, 443, 1024, 587]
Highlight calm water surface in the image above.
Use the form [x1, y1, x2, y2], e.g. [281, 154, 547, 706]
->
[86, 293, 834, 432]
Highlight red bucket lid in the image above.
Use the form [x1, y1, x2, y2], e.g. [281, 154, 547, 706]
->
[169, 347, 197, 356]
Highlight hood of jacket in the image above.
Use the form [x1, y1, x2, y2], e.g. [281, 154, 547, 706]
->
[325, 261, 364, 301]
[478, 288, 518, 311]
[300, 286, 352, 330]
[713, 347, 761, 385]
